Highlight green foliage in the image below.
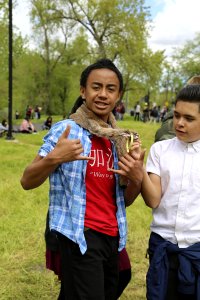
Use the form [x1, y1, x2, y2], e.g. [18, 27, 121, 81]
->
[0, 117, 159, 299]
[173, 33, 200, 81]
[58, 0, 165, 101]
[1, 0, 200, 119]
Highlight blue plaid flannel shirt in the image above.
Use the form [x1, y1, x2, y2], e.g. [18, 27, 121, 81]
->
[38, 119, 127, 254]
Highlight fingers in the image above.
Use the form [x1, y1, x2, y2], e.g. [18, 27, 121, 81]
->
[119, 153, 135, 164]
[78, 156, 95, 161]
[108, 167, 124, 175]
[60, 125, 71, 140]
[140, 149, 146, 161]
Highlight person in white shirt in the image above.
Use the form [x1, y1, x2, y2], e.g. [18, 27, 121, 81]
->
[141, 84, 200, 300]
[134, 102, 141, 121]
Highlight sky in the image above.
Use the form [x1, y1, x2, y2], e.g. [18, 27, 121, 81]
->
[12, 0, 200, 58]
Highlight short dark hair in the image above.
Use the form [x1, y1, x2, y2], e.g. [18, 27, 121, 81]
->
[175, 84, 200, 112]
[70, 59, 123, 114]
[80, 58, 123, 92]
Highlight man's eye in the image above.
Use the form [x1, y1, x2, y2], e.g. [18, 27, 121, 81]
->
[186, 117, 194, 122]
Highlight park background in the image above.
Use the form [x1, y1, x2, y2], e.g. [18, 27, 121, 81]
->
[1, 0, 200, 120]
[1, 0, 200, 299]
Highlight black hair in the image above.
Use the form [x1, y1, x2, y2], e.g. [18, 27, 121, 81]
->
[70, 58, 123, 114]
[2, 119, 7, 127]
[80, 58, 123, 92]
[70, 96, 83, 114]
[176, 84, 200, 102]
[176, 84, 200, 112]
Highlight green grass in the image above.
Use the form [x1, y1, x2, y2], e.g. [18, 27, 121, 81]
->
[0, 115, 159, 299]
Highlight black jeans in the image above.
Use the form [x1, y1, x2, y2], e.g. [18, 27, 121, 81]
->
[57, 229, 119, 300]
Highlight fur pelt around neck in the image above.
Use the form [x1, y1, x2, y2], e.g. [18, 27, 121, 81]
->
[69, 103, 139, 157]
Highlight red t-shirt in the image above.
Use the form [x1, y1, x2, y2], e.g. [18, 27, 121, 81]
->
[84, 135, 118, 236]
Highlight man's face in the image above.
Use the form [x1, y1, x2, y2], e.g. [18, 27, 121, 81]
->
[80, 68, 121, 122]
[173, 101, 200, 143]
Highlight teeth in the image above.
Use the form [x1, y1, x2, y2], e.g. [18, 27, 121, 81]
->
[96, 103, 107, 107]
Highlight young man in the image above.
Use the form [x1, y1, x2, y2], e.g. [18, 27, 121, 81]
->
[141, 84, 200, 300]
[21, 59, 144, 300]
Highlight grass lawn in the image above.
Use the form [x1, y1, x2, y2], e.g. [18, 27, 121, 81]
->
[0, 115, 160, 299]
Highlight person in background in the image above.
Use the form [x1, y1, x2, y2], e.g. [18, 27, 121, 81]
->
[34, 105, 40, 119]
[43, 116, 53, 130]
[25, 105, 32, 119]
[134, 101, 141, 121]
[2, 119, 8, 129]
[20, 116, 37, 134]
[142, 103, 149, 123]
[115, 101, 125, 120]
[0, 119, 8, 136]
[149, 106, 159, 124]
[20, 58, 144, 300]
[141, 83, 200, 300]
[15, 110, 20, 119]
[154, 110, 175, 142]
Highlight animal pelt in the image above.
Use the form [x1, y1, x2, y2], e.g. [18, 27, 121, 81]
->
[70, 102, 139, 157]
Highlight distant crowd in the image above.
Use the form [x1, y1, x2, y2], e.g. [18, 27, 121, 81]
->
[0, 103, 53, 136]
[129, 101, 171, 123]
[0, 100, 171, 137]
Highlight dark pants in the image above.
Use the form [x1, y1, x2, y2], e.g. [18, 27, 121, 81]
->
[117, 269, 131, 298]
[57, 229, 119, 300]
[148, 233, 197, 300]
[165, 253, 196, 300]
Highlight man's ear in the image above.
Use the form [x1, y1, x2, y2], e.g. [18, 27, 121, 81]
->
[80, 86, 85, 99]
[117, 91, 122, 103]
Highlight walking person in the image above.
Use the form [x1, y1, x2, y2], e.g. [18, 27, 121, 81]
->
[21, 58, 144, 300]
[141, 83, 200, 300]
[134, 102, 141, 121]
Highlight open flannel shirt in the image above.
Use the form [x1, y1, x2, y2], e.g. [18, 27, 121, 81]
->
[38, 119, 127, 254]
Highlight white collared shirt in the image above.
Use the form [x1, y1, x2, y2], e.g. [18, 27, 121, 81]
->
[146, 137, 200, 248]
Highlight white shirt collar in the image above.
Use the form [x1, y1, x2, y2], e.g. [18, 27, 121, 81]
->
[177, 138, 200, 153]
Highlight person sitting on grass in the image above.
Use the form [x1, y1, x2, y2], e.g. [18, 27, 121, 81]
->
[20, 116, 37, 134]
[0, 119, 8, 136]
[42, 116, 53, 130]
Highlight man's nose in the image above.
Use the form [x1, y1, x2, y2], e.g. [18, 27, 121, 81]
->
[98, 88, 107, 98]
[177, 118, 184, 126]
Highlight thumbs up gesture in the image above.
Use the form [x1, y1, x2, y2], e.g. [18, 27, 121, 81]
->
[49, 125, 93, 164]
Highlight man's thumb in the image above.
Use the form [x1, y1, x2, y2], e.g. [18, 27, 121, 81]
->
[60, 125, 71, 139]
[140, 149, 146, 160]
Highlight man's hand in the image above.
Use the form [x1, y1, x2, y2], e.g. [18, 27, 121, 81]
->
[109, 141, 145, 182]
[111, 149, 145, 182]
[109, 146, 146, 206]
[48, 125, 94, 164]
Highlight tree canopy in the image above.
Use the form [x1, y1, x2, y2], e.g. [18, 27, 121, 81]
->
[1, 0, 200, 116]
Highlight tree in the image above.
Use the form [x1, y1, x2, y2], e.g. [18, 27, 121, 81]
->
[55, 0, 164, 106]
[173, 33, 200, 82]
[30, 0, 76, 114]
